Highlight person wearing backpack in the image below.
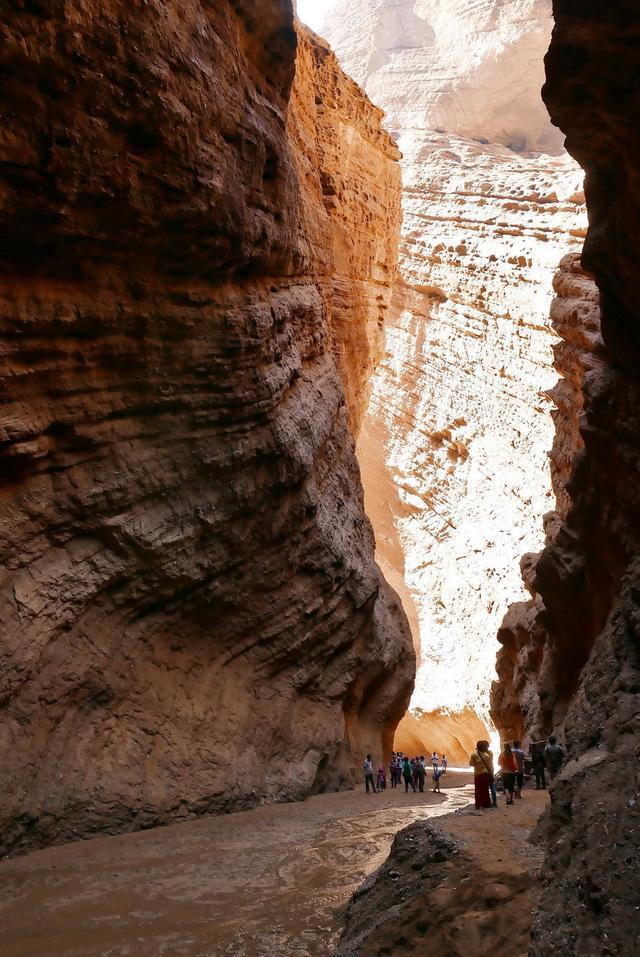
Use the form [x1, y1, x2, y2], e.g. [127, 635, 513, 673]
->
[512, 739, 526, 798]
[544, 735, 565, 780]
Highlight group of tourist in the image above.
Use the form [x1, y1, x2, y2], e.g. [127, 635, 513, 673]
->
[469, 736, 565, 809]
[365, 736, 565, 805]
[363, 751, 448, 794]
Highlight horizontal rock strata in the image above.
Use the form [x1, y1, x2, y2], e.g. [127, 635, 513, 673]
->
[323, 0, 587, 750]
[491, 253, 603, 740]
[0, 1, 413, 854]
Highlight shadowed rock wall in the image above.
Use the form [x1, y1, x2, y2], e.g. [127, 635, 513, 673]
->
[492, 4, 640, 953]
[0, 0, 413, 854]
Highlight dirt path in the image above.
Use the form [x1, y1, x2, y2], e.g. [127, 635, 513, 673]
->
[0, 773, 472, 957]
[337, 787, 549, 956]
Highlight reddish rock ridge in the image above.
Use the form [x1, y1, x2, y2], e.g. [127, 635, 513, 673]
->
[494, 4, 640, 953]
[0, 1, 412, 855]
[289, 27, 402, 430]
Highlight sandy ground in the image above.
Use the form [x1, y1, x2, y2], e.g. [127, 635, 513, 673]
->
[0, 773, 473, 957]
[338, 785, 549, 956]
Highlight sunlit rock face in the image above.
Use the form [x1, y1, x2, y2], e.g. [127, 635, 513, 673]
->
[491, 253, 603, 741]
[322, 0, 587, 753]
[0, 1, 412, 854]
[290, 27, 403, 432]
[325, 0, 564, 153]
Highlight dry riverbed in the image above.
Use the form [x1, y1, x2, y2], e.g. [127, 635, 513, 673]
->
[0, 773, 542, 957]
[0, 773, 473, 957]
[338, 787, 549, 956]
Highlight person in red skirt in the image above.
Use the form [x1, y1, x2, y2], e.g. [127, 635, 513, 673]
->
[469, 740, 493, 809]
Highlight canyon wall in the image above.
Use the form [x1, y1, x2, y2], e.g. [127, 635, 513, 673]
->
[290, 27, 403, 431]
[324, 0, 564, 153]
[491, 253, 603, 741]
[498, 5, 640, 954]
[323, 0, 587, 757]
[0, 0, 412, 854]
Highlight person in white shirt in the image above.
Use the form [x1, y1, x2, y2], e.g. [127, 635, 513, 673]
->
[363, 754, 377, 793]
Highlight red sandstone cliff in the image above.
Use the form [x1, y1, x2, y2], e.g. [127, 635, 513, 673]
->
[0, 1, 413, 854]
[493, 4, 640, 953]
[290, 28, 402, 431]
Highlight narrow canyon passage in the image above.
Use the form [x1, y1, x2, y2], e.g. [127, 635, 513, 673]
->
[321, 0, 588, 756]
[0, 777, 473, 957]
[1, 0, 639, 954]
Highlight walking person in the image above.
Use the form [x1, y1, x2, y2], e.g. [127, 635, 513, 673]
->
[499, 743, 518, 805]
[480, 740, 498, 807]
[417, 755, 426, 793]
[431, 751, 439, 772]
[402, 755, 416, 793]
[532, 743, 547, 789]
[544, 735, 565, 781]
[396, 753, 403, 787]
[363, 754, 377, 793]
[442, 754, 448, 775]
[469, 740, 493, 809]
[512, 739, 525, 798]
[432, 764, 443, 793]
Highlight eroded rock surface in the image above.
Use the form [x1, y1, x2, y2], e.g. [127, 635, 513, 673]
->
[0, 1, 413, 854]
[338, 793, 548, 957]
[491, 253, 603, 740]
[323, 0, 587, 750]
[495, 5, 640, 954]
[324, 0, 564, 153]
